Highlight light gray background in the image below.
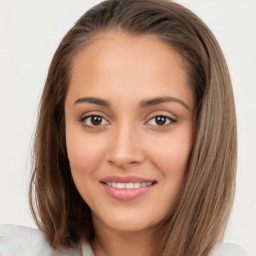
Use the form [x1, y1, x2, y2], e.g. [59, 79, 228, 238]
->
[0, 0, 255, 255]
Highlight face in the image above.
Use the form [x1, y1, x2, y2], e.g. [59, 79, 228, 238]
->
[65, 31, 195, 234]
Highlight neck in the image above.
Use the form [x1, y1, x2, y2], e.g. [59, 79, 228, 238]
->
[91, 217, 160, 256]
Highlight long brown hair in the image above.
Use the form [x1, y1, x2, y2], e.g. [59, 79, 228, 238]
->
[29, 1, 237, 255]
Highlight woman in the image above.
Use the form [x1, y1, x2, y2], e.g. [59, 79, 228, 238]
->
[0, 0, 248, 255]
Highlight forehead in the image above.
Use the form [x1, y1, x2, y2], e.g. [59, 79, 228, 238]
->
[67, 31, 194, 108]
[71, 31, 187, 80]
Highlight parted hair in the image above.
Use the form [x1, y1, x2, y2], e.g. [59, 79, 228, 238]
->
[29, 0, 237, 255]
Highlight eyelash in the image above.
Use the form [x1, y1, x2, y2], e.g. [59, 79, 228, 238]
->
[79, 115, 109, 128]
[79, 114, 176, 128]
[147, 115, 176, 126]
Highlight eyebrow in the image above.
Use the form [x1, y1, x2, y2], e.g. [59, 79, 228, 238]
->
[74, 96, 189, 110]
[74, 97, 110, 107]
[140, 96, 189, 110]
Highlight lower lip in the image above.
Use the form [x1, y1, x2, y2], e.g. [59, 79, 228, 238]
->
[101, 183, 156, 201]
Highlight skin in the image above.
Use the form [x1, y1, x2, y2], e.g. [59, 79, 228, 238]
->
[65, 31, 195, 256]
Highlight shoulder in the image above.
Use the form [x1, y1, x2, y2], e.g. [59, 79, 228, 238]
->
[0, 224, 80, 256]
[209, 242, 249, 256]
[0, 226, 249, 256]
[0, 224, 54, 256]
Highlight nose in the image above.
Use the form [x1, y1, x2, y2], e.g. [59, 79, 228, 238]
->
[106, 123, 145, 169]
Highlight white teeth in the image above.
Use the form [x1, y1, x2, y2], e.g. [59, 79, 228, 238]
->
[105, 182, 153, 189]
[116, 183, 125, 189]
[125, 183, 134, 189]
[134, 182, 140, 188]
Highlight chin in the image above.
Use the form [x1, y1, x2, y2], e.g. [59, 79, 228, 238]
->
[92, 208, 162, 233]
[106, 219, 155, 233]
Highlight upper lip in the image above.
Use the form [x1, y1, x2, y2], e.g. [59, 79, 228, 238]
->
[100, 175, 157, 183]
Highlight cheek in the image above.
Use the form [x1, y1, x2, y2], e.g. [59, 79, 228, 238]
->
[150, 132, 192, 173]
[66, 130, 105, 188]
[145, 127, 193, 199]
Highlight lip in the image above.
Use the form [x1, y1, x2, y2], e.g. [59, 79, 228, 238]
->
[100, 175, 156, 183]
[100, 175, 157, 201]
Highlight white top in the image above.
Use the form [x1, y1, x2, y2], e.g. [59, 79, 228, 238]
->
[0, 224, 248, 256]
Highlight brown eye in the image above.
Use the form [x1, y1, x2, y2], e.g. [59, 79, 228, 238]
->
[91, 116, 103, 125]
[148, 115, 175, 126]
[155, 116, 167, 125]
[80, 115, 109, 127]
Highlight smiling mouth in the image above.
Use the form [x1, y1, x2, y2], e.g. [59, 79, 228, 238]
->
[101, 181, 156, 189]
[100, 177, 157, 200]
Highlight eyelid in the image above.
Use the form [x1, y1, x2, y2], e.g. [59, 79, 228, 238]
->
[146, 111, 176, 121]
[145, 111, 177, 126]
[79, 111, 111, 127]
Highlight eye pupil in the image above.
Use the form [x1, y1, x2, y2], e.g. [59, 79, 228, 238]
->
[91, 116, 102, 125]
[155, 116, 166, 125]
